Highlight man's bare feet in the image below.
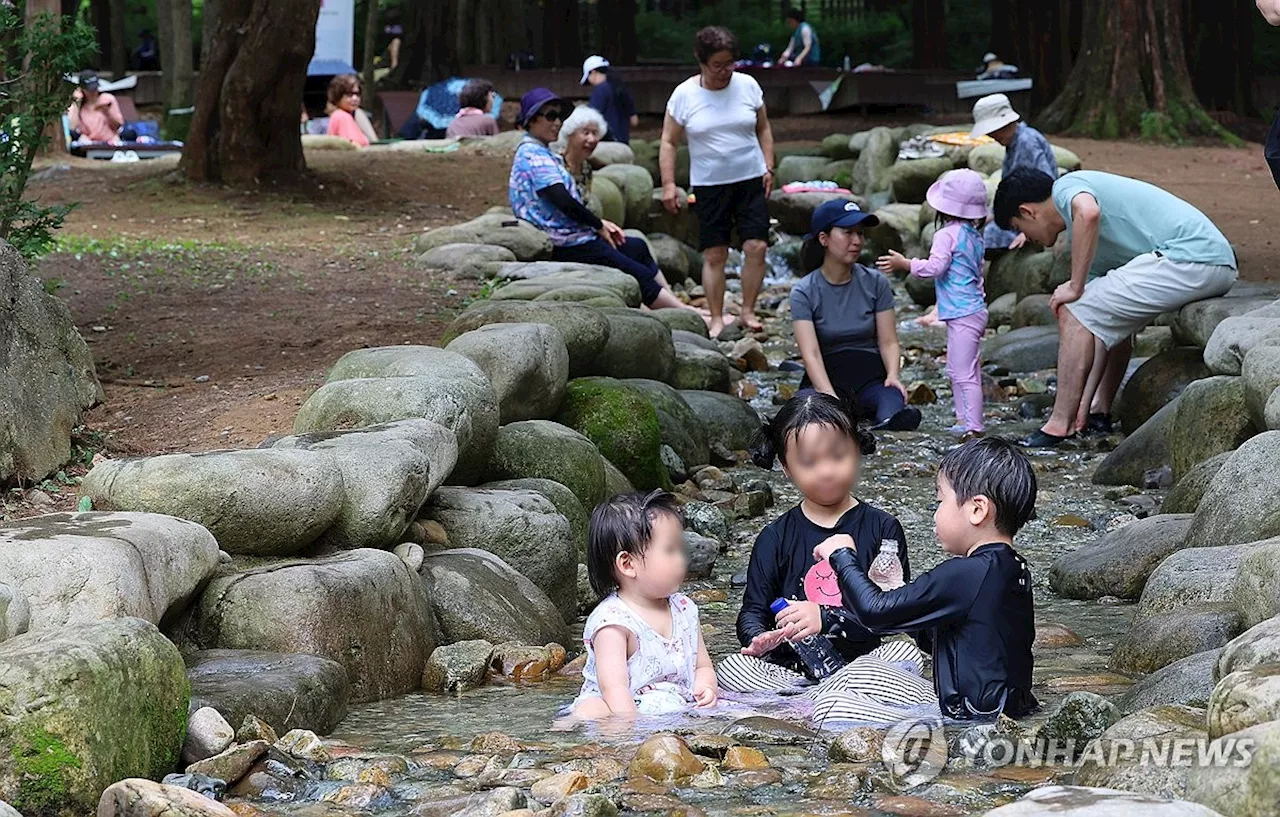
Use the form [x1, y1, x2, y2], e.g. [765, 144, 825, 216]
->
[708, 314, 738, 339]
[739, 311, 764, 332]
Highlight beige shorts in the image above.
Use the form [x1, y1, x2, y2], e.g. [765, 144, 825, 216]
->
[1066, 252, 1238, 349]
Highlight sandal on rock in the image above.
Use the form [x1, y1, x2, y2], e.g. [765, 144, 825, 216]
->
[1019, 429, 1072, 448]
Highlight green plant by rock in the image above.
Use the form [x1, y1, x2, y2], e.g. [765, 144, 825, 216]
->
[0, 8, 96, 259]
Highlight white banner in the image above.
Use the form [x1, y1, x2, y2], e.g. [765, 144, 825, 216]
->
[314, 0, 356, 67]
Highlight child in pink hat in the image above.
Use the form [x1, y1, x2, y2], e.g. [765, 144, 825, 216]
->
[878, 169, 989, 439]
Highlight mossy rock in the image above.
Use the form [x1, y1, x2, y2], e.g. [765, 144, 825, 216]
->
[622, 378, 710, 470]
[483, 420, 608, 511]
[533, 285, 628, 308]
[555, 378, 673, 492]
[820, 133, 856, 160]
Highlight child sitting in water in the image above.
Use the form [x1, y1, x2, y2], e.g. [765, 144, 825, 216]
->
[569, 490, 719, 718]
[814, 437, 1040, 721]
[717, 393, 935, 724]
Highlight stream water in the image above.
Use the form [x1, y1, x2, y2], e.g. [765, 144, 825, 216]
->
[238, 246, 1148, 816]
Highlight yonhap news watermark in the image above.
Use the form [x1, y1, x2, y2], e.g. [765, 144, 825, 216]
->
[881, 717, 1255, 789]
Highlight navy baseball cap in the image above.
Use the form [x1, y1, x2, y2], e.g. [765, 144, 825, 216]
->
[804, 199, 879, 240]
[518, 88, 572, 127]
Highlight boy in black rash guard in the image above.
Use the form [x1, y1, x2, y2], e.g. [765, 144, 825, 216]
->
[717, 393, 930, 707]
[815, 436, 1039, 721]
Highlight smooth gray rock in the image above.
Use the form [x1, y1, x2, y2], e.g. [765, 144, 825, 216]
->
[1170, 376, 1256, 480]
[416, 243, 516, 275]
[988, 292, 1018, 327]
[0, 511, 219, 627]
[678, 390, 761, 452]
[985, 247, 1070, 303]
[1040, 691, 1120, 752]
[480, 478, 588, 559]
[422, 548, 568, 647]
[590, 311, 676, 383]
[849, 126, 896, 194]
[767, 191, 856, 235]
[179, 549, 435, 703]
[1163, 453, 1231, 515]
[981, 325, 1060, 373]
[1119, 650, 1221, 714]
[1135, 542, 1262, 622]
[0, 243, 102, 484]
[1203, 316, 1280, 376]
[1241, 343, 1280, 430]
[446, 323, 570, 423]
[651, 308, 709, 339]
[1233, 537, 1280, 628]
[646, 235, 692, 283]
[1115, 349, 1213, 434]
[1093, 398, 1178, 487]
[1183, 432, 1280, 550]
[83, 452, 341, 557]
[985, 786, 1225, 817]
[684, 532, 719, 580]
[884, 156, 954, 203]
[1012, 296, 1056, 329]
[672, 341, 731, 393]
[441, 300, 611, 378]
[1111, 604, 1243, 675]
[1172, 292, 1280, 349]
[483, 420, 607, 515]
[1048, 514, 1194, 600]
[412, 213, 552, 261]
[1184, 718, 1280, 817]
[422, 640, 494, 694]
[0, 582, 29, 642]
[186, 649, 351, 736]
[491, 268, 641, 308]
[1208, 663, 1280, 739]
[421, 487, 576, 620]
[269, 419, 458, 550]
[1075, 705, 1210, 799]
[183, 706, 234, 765]
[1218, 616, 1280, 680]
[624, 379, 710, 472]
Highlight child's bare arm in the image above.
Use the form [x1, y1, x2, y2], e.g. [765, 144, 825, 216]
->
[693, 632, 719, 707]
[592, 626, 639, 716]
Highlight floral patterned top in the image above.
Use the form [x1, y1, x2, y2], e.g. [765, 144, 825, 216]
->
[576, 592, 701, 705]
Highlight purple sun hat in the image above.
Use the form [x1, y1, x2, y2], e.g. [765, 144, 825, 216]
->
[926, 169, 989, 220]
[518, 88, 572, 127]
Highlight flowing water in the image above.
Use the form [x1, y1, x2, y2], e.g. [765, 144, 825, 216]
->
[237, 257, 1148, 816]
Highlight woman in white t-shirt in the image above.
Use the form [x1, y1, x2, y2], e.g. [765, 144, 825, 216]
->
[659, 26, 776, 339]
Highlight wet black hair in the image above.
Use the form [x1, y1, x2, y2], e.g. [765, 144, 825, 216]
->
[938, 437, 1037, 537]
[993, 167, 1056, 230]
[586, 490, 684, 597]
[786, 8, 805, 22]
[751, 391, 876, 469]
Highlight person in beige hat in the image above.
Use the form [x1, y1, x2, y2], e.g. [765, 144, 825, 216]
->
[971, 93, 1058, 252]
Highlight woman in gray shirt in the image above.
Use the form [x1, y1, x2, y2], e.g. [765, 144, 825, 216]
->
[790, 200, 921, 430]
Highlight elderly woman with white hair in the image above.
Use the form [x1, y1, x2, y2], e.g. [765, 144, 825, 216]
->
[539, 102, 701, 316]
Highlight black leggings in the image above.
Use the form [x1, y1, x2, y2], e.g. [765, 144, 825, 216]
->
[551, 236, 663, 306]
[799, 348, 907, 424]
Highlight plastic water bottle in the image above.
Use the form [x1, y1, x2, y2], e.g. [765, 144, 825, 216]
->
[769, 598, 845, 681]
[869, 539, 905, 590]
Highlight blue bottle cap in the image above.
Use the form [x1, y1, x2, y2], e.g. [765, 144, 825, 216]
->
[769, 598, 790, 615]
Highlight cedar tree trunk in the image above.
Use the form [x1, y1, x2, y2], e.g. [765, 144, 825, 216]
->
[911, 0, 946, 70]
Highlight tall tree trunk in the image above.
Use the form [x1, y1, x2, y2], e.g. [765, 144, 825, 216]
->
[911, 0, 946, 70]
[391, 0, 457, 87]
[1038, 0, 1229, 140]
[599, 0, 638, 64]
[1000, 0, 1079, 113]
[181, 0, 321, 185]
[1184, 0, 1252, 115]
[107, 0, 128, 74]
[156, 0, 194, 110]
[541, 0, 581, 69]
[362, 0, 380, 91]
[988, 0, 1014, 61]
[202, 0, 220, 69]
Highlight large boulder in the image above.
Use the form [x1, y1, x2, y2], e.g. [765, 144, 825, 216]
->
[186, 650, 351, 736]
[1184, 718, 1280, 817]
[985, 248, 1069, 303]
[981, 326, 1060, 373]
[849, 127, 897, 194]
[1218, 616, 1280, 680]
[0, 581, 30, 642]
[590, 311, 676, 383]
[491, 268, 641, 308]
[1163, 452, 1231, 514]
[1134, 542, 1262, 623]
[422, 549, 568, 647]
[590, 141, 634, 167]
[97, 779, 238, 817]
[1233, 538, 1280, 628]
[883, 157, 955, 204]
[1012, 295, 1056, 328]
[1172, 292, 1280, 349]
[1115, 348, 1213, 434]
[1111, 604, 1243, 675]
[1170, 376, 1256, 480]
[0, 512, 218, 630]
[646, 234, 693, 283]
[1075, 705, 1209, 799]
[445, 323, 570, 423]
[1203, 316, 1280, 376]
[591, 175, 626, 225]
[292, 346, 499, 484]
[483, 420, 607, 511]
[1093, 398, 1178, 487]
[1208, 664, 1280, 739]
[1119, 650, 1221, 714]
[1183, 432, 1280, 550]
[775, 155, 833, 186]
[554, 378, 671, 492]
[412, 214, 552, 261]
[865, 204, 923, 259]
[0, 244, 102, 484]
[678, 391, 761, 452]
[1048, 514, 1194, 601]
[480, 478, 588, 559]
[821, 133, 856, 160]
[595, 164, 654, 230]
[671, 342, 731, 393]
[1241, 343, 1280, 431]
[82, 451, 343, 557]
[967, 143, 1005, 175]
[415, 243, 516, 277]
[0, 618, 187, 816]
[624, 379, 710, 471]
[646, 190, 699, 249]
[984, 786, 1225, 817]
[268, 420, 458, 551]
[178, 549, 436, 703]
[441, 301, 611, 378]
[420, 487, 576, 620]
[904, 272, 936, 307]
[767, 192, 856, 236]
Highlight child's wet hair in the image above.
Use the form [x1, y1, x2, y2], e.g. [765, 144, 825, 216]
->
[586, 490, 683, 597]
[750, 391, 876, 469]
[938, 437, 1037, 536]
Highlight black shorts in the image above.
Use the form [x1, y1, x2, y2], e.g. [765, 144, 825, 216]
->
[691, 177, 770, 251]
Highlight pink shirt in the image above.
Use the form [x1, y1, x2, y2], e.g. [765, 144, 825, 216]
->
[69, 93, 124, 143]
[446, 110, 500, 139]
[327, 109, 369, 147]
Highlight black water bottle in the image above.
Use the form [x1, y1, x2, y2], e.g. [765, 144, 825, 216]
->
[770, 598, 845, 681]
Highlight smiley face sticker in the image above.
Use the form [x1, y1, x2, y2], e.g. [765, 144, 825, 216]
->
[803, 559, 843, 607]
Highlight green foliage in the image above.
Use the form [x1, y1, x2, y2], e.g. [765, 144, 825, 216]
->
[0, 8, 97, 260]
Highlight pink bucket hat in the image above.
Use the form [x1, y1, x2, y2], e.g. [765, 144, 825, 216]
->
[926, 169, 988, 220]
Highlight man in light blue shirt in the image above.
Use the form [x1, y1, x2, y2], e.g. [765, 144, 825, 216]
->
[994, 169, 1238, 447]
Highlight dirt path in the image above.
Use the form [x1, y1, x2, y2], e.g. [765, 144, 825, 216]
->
[10, 128, 1276, 516]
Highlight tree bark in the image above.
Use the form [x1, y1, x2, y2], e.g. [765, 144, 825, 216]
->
[391, 0, 457, 87]
[599, 0, 639, 64]
[1183, 0, 1252, 115]
[910, 0, 946, 70]
[362, 0, 380, 91]
[541, 0, 582, 69]
[181, 0, 321, 185]
[1037, 0, 1228, 140]
[155, 0, 194, 110]
[202, 0, 220, 70]
[106, 0, 128, 74]
[999, 0, 1080, 113]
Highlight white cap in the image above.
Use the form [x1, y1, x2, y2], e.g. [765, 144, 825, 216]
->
[982, 52, 998, 64]
[970, 93, 1021, 138]
[581, 55, 609, 85]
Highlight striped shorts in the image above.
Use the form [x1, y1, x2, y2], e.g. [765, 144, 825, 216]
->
[717, 638, 941, 725]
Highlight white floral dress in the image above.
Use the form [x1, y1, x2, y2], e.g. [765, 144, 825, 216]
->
[574, 592, 702, 715]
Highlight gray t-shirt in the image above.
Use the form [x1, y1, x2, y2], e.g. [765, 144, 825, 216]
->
[790, 264, 895, 356]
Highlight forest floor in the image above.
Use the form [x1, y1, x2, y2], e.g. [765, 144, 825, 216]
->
[8, 118, 1277, 516]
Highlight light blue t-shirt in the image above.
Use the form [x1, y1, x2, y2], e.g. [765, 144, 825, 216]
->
[1052, 171, 1236, 277]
